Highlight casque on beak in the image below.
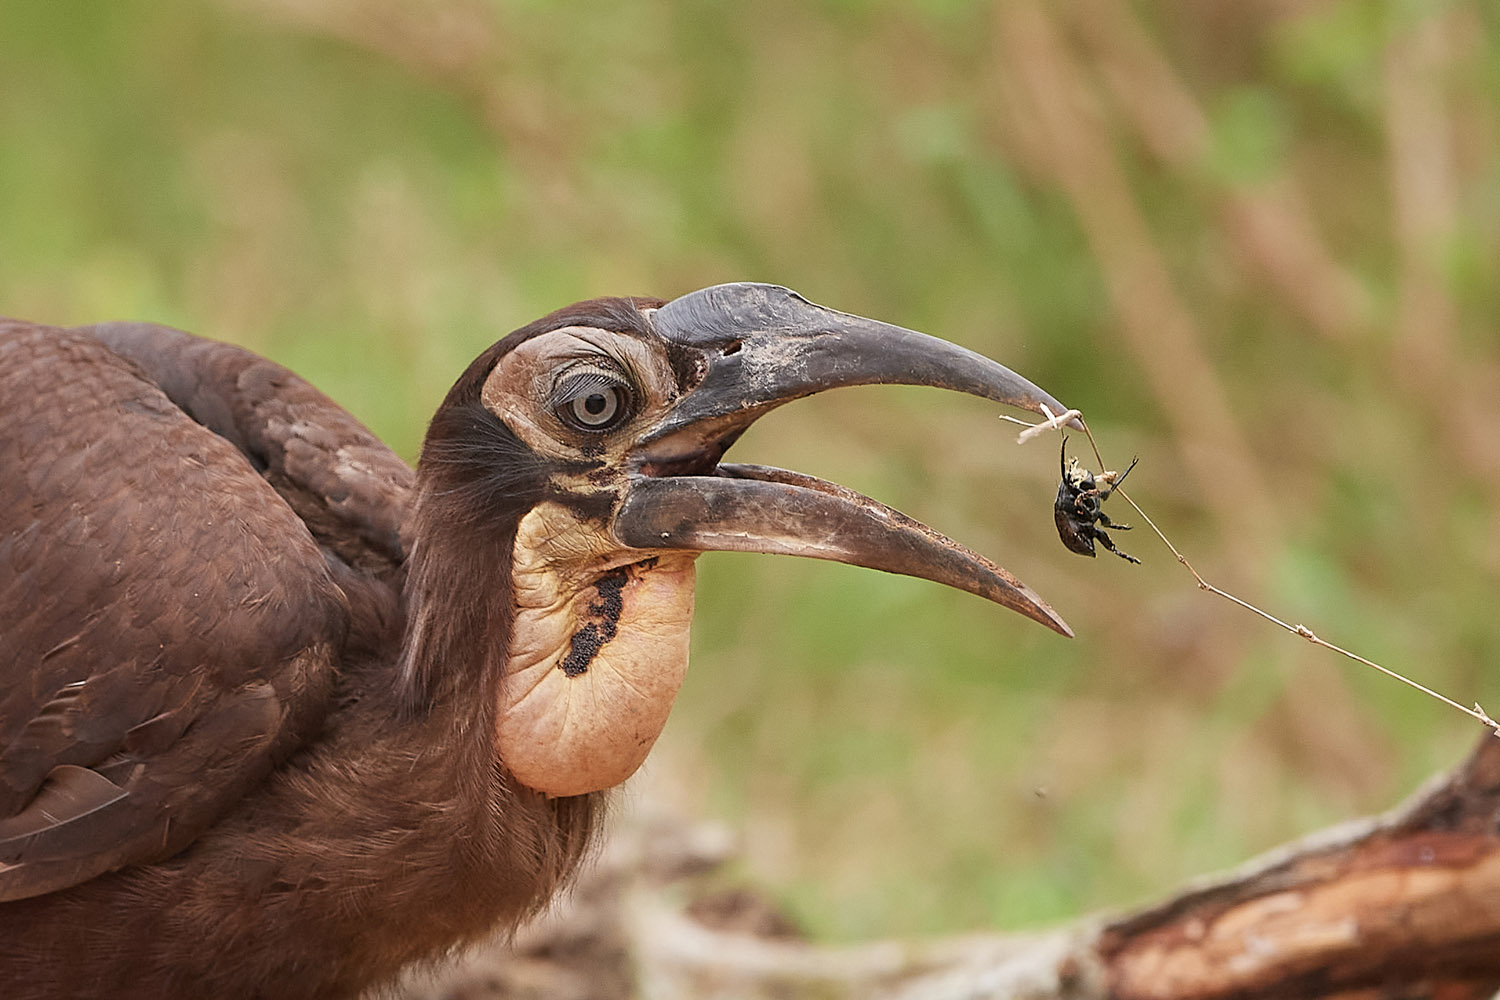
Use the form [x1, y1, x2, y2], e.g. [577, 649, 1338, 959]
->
[614, 282, 1076, 637]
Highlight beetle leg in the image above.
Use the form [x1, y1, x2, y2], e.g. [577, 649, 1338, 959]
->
[1093, 529, 1141, 564]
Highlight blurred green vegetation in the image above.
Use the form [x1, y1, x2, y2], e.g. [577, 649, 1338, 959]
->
[4, 0, 1499, 942]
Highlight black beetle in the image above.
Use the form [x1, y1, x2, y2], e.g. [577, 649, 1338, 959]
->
[1054, 439, 1139, 564]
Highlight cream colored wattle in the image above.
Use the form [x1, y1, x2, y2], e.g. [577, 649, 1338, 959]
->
[497, 502, 698, 797]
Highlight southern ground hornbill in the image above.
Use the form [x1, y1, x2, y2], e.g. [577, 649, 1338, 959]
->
[0, 283, 1073, 998]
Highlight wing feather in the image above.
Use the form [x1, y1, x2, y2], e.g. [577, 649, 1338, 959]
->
[0, 319, 407, 900]
[84, 321, 414, 576]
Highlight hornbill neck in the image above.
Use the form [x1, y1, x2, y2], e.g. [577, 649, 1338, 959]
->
[215, 476, 604, 993]
[396, 387, 545, 712]
[170, 673, 602, 997]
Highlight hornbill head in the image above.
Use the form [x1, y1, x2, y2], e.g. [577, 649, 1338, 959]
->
[407, 283, 1074, 798]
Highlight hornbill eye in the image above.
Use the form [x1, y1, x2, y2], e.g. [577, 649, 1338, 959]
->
[554, 370, 634, 431]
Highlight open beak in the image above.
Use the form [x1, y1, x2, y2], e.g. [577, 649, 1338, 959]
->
[614, 283, 1075, 637]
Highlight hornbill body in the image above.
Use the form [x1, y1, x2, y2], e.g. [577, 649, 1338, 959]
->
[0, 284, 1071, 999]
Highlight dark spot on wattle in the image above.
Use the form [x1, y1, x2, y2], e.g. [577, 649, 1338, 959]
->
[560, 569, 628, 677]
[560, 623, 605, 677]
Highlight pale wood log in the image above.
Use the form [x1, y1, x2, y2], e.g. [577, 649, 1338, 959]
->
[395, 737, 1500, 1000]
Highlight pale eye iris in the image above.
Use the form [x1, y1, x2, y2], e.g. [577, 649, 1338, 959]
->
[570, 388, 621, 426]
[555, 373, 632, 431]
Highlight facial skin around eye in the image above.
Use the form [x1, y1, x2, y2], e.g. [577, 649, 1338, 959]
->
[483, 327, 680, 466]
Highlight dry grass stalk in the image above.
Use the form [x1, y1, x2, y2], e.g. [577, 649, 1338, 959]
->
[1065, 0, 1370, 343]
[1386, 6, 1461, 383]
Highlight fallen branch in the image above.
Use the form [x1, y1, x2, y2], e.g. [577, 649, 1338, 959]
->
[396, 736, 1500, 1000]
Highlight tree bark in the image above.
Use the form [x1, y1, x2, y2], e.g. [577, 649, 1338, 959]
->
[1096, 734, 1500, 999]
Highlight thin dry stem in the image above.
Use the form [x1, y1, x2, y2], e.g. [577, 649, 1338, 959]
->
[1013, 412, 1500, 737]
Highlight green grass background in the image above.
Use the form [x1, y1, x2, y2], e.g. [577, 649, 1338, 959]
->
[4, 0, 1499, 941]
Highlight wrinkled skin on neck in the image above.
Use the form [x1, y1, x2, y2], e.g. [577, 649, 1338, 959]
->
[497, 503, 698, 797]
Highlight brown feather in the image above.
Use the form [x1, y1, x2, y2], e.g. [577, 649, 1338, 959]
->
[0, 308, 648, 998]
